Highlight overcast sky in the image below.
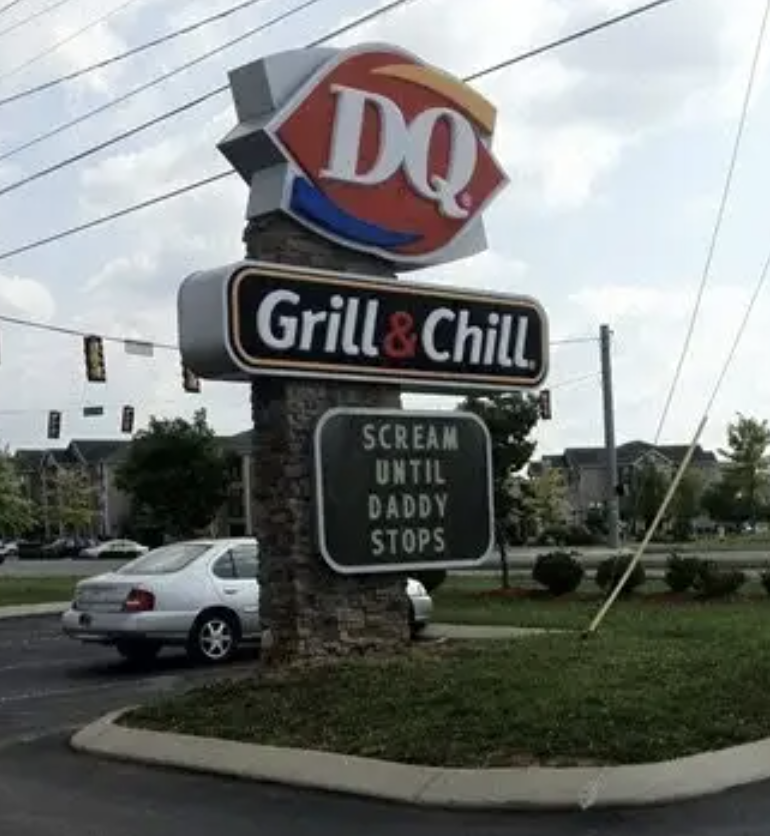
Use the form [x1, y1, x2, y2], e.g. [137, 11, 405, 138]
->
[0, 0, 766, 459]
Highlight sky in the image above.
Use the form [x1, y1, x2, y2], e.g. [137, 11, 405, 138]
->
[0, 0, 767, 461]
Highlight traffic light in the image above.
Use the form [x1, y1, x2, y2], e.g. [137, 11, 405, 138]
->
[538, 389, 552, 420]
[121, 405, 135, 434]
[47, 410, 62, 440]
[83, 335, 106, 382]
[182, 363, 201, 393]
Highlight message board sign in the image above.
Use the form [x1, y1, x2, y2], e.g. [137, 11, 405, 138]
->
[313, 407, 494, 574]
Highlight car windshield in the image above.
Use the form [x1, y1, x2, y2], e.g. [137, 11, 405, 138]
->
[115, 542, 211, 576]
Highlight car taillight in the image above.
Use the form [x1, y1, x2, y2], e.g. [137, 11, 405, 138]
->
[123, 588, 155, 612]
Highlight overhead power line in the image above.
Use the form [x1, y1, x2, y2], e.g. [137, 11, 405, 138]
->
[0, 0, 32, 19]
[0, 0, 683, 261]
[0, 307, 590, 354]
[464, 0, 681, 83]
[0, 0, 683, 188]
[0, 0, 272, 109]
[0, 0, 143, 89]
[653, 0, 770, 444]
[0, 0, 76, 41]
[0, 0, 325, 169]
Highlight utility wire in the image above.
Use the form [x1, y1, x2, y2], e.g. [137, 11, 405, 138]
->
[0, 0, 684, 261]
[0, 0, 32, 18]
[0, 0, 75, 41]
[0, 0, 272, 108]
[653, 0, 770, 443]
[0, 309, 590, 355]
[0, 0, 685, 191]
[0, 0, 143, 88]
[0, 0, 324, 168]
[465, 0, 682, 83]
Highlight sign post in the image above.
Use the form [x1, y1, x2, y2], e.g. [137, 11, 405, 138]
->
[313, 409, 494, 574]
[177, 40, 548, 665]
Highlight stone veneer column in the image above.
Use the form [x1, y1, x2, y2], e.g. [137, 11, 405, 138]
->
[243, 212, 410, 665]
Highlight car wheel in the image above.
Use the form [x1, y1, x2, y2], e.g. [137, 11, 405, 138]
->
[187, 610, 239, 664]
[115, 640, 161, 665]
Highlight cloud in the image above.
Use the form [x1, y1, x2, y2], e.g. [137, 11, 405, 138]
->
[0, 0, 767, 462]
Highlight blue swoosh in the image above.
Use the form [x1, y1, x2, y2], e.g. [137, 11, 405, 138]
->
[289, 177, 422, 250]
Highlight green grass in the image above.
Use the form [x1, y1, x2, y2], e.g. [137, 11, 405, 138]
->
[124, 578, 770, 768]
[0, 577, 78, 606]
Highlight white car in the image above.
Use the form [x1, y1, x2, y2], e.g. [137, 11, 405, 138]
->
[61, 538, 433, 664]
[79, 539, 148, 559]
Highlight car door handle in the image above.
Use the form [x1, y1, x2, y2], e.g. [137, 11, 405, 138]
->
[223, 588, 238, 595]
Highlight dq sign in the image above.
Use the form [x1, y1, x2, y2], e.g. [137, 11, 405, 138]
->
[218, 44, 509, 268]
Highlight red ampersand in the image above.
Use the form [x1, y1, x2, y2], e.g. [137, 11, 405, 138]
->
[383, 311, 418, 359]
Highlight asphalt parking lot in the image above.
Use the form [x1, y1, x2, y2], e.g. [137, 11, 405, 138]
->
[3, 613, 770, 834]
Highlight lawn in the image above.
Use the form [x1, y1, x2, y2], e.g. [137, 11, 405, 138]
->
[0, 577, 78, 606]
[124, 576, 770, 768]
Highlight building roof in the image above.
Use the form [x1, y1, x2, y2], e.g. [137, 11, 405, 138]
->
[69, 439, 130, 464]
[13, 429, 254, 468]
[536, 441, 718, 471]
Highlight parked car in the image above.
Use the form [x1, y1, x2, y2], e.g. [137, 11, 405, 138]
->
[61, 538, 433, 665]
[79, 539, 148, 560]
[0, 541, 18, 563]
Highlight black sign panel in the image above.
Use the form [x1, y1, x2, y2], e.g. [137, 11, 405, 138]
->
[313, 408, 494, 574]
[226, 262, 548, 392]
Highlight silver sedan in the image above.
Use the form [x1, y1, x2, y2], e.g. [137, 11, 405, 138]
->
[61, 537, 433, 664]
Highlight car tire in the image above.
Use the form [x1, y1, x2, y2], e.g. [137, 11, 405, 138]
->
[115, 640, 162, 665]
[187, 610, 240, 665]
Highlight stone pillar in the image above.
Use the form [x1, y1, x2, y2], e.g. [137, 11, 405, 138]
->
[243, 212, 410, 665]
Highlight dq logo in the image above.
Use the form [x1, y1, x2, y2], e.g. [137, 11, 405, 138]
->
[264, 44, 509, 266]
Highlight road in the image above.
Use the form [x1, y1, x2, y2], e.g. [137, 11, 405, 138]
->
[2, 616, 770, 833]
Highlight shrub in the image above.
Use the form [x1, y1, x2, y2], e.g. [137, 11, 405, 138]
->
[664, 553, 703, 593]
[693, 561, 745, 599]
[410, 569, 447, 594]
[595, 554, 646, 596]
[760, 568, 770, 596]
[563, 525, 600, 547]
[535, 526, 568, 547]
[532, 550, 584, 596]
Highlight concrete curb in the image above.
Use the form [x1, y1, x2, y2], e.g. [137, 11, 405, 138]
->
[0, 601, 68, 620]
[70, 708, 770, 810]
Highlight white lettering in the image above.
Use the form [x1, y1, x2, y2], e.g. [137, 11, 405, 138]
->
[403, 108, 477, 218]
[321, 86, 404, 185]
[341, 298, 360, 356]
[422, 308, 453, 362]
[496, 314, 514, 367]
[453, 310, 483, 364]
[513, 315, 534, 370]
[320, 85, 479, 218]
[361, 422, 460, 453]
[255, 290, 300, 350]
[368, 527, 447, 558]
[361, 300, 379, 357]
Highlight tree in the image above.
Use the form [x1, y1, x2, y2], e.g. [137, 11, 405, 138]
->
[628, 461, 670, 534]
[47, 467, 98, 534]
[459, 393, 540, 588]
[116, 409, 233, 538]
[522, 468, 568, 531]
[669, 468, 703, 541]
[719, 413, 770, 523]
[701, 478, 748, 526]
[0, 451, 36, 536]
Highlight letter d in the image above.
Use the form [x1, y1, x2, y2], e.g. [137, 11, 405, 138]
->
[368, 494, 382, 520]
[320, 85, 406, 185]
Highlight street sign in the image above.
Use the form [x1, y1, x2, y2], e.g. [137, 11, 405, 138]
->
[313, 408, 494, 574]
[178, 260, 549, 392]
